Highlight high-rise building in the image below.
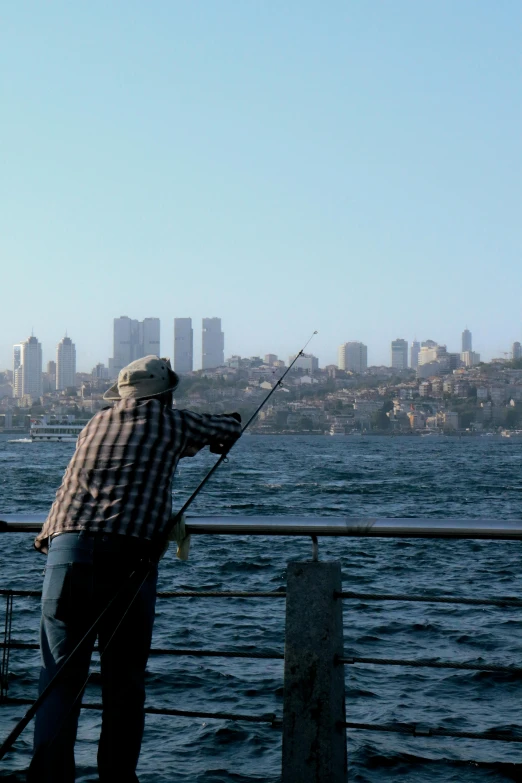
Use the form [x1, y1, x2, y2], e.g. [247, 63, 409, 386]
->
[513, 342, 522, 361]
[462, 329, 472, 353]
[410, 341, 420, 370]
[140, 318, 160, 357]
[338, 342, 368, 373]
[109, 316, 161, 376]
[13, 336, 43, 400]
[391, 339, 408, 370]
[202, 318, 224, 369]
[174, 318, 194, 373]
[56, 336, 77, 390]
[13, 345, 22, 398]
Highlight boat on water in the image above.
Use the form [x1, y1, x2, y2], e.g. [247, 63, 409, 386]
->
[328, 423, 345, 436]
[8, 417, 84, 443]
[500, 429, 522, 441]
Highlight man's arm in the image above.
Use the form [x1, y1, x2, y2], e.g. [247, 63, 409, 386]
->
[178, 411, 242, 458]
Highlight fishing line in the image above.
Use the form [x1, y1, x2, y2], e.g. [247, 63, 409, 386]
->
[0, 330, 318, 761]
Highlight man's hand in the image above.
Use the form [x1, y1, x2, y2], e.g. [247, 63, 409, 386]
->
[224, 412, 241, 423]
[209, 412, 242, 454]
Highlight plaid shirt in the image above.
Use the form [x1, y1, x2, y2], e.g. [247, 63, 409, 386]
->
[35, 399, 242, 554]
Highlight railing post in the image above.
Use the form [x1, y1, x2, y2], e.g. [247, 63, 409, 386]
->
[282, 561, 347, 783]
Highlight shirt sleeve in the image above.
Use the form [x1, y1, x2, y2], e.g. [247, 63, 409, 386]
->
[177, 411, 242, 457]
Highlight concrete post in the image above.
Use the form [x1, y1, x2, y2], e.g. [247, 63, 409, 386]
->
[282, 561, 347, 783]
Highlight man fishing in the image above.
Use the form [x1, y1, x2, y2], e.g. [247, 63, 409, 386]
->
[28, 355, 242, 783]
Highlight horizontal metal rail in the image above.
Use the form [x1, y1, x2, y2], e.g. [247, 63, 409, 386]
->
[2, 697, 519, 743]
[2, 640, 517, 675]
[1, 587, 520, 608]
[2, 514, 522, 540]
[342, 721, 522, 743]
[1, 697, 279, 726]
[336, 590, 522, 608]
[339, 655, 522, 674]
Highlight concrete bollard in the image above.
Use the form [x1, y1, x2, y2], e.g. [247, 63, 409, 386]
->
[282, 561, 347, 783]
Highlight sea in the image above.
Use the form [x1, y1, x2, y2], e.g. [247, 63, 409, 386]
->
[0, 433, 521, 782]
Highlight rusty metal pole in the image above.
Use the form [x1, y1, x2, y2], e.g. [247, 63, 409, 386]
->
[282, 561, 347, 783]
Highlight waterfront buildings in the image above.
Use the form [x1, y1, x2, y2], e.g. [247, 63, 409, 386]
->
[391, 339, 408, 370]
[462, 329, 472, 353]
[338, 342, 368, 373]
[410, 341, 420, 370]
[13, 336, 43, 400]
[56, 336, 76, 390]
[109, 316, 160, 376]
[174, 318, 194, 373]
[202, 318, 224, 369]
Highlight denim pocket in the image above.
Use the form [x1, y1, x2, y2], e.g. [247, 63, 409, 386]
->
[42, 562, 93, 624]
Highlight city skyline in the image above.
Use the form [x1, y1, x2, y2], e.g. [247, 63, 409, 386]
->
[4, 322, 522, 376]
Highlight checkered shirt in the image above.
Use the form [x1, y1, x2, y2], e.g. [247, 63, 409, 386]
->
[34, 399, 242, 554]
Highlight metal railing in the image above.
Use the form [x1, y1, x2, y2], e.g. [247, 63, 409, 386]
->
[1, 514, 521, 782]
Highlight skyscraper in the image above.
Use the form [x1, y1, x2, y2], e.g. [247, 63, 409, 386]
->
[338, 342, 368, 373]
[410, 341, 420, 370]
[513, 342, 522, 361]
[13, 344, 22, 398]
[56, 336, 77, 390]
[202, 318, 224, 369]
[13, 336, 43, 400]
[140, 318, 160, 356]
[462, 329, 472, 353]
[109, 316, 161, 376]
[174, 318, 194, 373]
[391, 339, 408, 370]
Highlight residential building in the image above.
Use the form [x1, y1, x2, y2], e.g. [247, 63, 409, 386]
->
[264, 354, 278, 366]
[443, 412, 459, 430]
[461, 351, 481, 367]
[391, 339, 408, 370]
[338, 342, 368, 373]
[513, 342, 522, 361]
[410, 341, 420, 370]
[109, 316, 161, 376]
[288, 353, 319, 373]
[56, 336, 77, 390]
[92, 363, 109, 380]
[418, 343, 445, 365]
[462, 329, 472, 353]
[174, 318, 194, 373]
[202, 318, 224, 369]
[13, 336, 43, 400]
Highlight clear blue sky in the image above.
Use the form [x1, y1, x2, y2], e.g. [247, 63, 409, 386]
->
[1, 1, 520, 371]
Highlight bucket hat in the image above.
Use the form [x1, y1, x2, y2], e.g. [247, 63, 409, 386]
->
[103, 355, 179, 401]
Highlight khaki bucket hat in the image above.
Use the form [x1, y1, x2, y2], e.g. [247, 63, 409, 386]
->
[103, 355, 179, 401]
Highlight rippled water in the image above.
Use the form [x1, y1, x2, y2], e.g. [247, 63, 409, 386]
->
[0, 434, 521, 782]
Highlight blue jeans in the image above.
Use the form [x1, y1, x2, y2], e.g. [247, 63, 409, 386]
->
[27, 532, 158, 783]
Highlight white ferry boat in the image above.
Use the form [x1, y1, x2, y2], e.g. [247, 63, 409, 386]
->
[9, 417, 84, 443]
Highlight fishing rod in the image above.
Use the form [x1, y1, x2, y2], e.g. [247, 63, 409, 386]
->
[0, 330, 318, 761]
[166, 330, 318, 535]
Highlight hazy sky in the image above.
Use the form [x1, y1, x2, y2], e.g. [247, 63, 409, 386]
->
[1, 1, 520, 371]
